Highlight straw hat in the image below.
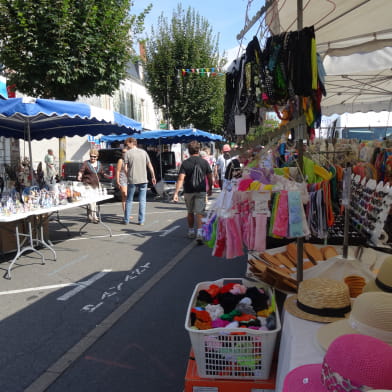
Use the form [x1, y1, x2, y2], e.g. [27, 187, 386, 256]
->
[284, 278, 351, 323]
[282, 334, 392, 392]
[363, 256, 392, 293]
[317, 292, 392, 350]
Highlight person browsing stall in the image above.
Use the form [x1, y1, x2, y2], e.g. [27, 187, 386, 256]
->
[44, 148, 57, 183]
[123, 137, 156, 225]
[77, 148, 106, 223]
[173, 141, 212, 244]
[216, 144, 232, 189]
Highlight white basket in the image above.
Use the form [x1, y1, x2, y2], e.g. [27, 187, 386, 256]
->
[185, 278, 281, 380]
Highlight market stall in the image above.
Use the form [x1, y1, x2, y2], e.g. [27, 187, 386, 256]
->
[100, 128, 224, 197]
[184, 1, 392, 390]
[0, 97, 141, 277]
[100, 128, 224, 146]
[0, 97, 142, 182]
[1, 186, 113, 279]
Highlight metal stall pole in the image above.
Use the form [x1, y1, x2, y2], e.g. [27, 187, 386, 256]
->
[296, 0, 305, 283]
[25, 119, 35, 185]
[342, 165, 352, 258]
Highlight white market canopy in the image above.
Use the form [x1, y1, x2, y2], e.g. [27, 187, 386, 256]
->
[264, 0, 392, 115]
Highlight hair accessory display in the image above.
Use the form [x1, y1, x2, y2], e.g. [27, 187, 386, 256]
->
[350, 176, 392, 245]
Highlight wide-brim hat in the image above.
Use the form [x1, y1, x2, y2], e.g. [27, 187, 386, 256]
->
[282, 334, 392, 392]
[317, 292, 392, 350]
[284, 278, 351, 323]
[282, 364, 323, 392]
[363, 256, 392, 293]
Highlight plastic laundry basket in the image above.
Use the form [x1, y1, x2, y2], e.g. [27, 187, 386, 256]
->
[185, 278, 281, 380]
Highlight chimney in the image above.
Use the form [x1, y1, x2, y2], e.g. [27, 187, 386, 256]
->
[139, 41, 147, 63]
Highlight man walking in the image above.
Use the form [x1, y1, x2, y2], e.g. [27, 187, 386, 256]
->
[173, 141, 212, 244]
[216, 144, 232, 189]
[123, 137, 156, 225]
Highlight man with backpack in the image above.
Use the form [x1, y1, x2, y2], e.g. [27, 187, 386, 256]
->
[173, 141, 212, 244]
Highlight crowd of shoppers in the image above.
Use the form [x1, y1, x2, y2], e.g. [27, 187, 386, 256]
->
[76, 141, 245, 244]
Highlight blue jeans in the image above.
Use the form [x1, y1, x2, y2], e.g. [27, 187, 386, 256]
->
[124, 183, 148, 224]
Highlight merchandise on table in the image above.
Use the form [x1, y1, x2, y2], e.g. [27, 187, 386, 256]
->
[282, 334, 392, 392]
[363, 255, 392, 293]
[185, 278, 280, 380]
[317, 291, 392, 350]
[247, 243, 340, 293]
[284, 278, 351, 323]
[0, 182, 107, 216]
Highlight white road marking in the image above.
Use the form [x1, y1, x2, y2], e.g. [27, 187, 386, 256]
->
[56, 270, 112, 301]
[48, 255, 89, 276]
[0, 283, 76, 296]
[24, 241, 196, 392]
[159, 225, 180, 237]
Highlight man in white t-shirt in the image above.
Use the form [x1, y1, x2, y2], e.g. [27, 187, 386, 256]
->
[216, 144, 232, 189]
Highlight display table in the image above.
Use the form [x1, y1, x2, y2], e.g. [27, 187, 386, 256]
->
[274, 253, 382, 392]
[0, 194, 113, 279]
[275, 311, 325, 392]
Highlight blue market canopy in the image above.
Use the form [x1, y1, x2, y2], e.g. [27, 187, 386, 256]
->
[0, 97, 142, 141]
[100, 128, 224, 145]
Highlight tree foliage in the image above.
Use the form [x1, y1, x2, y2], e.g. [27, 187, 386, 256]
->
[0, 0, 151, 100]
[144, 4, 225, 132]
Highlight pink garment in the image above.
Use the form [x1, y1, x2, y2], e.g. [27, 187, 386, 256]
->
[225, 216, 244, 258]
[238, 178, 253, 191]
[248, 214, 256, 250]
[253, 214, 267, 251]
[272, 190, 289, 237]
[212, 218, 226, 258]
[240, 200, 250, 247]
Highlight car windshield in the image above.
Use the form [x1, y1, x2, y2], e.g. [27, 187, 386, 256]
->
[98, 149, 121, 163]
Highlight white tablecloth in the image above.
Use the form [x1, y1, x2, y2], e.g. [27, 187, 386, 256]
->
[0, 194, 113, 223]
[274, 250, 387, 392]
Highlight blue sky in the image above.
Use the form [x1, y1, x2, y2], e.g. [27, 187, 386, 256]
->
[131, 0, 263, 56]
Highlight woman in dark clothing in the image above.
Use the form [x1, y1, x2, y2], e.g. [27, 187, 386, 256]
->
[77, 148, 106, 223]
[78, 148, 105, 189]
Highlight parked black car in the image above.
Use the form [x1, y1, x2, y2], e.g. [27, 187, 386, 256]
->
[61, 149, 178, 200]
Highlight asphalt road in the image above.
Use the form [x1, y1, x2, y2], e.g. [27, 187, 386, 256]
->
[0, 192, 247, 392]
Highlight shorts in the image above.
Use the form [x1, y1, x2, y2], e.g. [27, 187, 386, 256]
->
[184, 192, 206, 214]
[119, 171, 127, 187]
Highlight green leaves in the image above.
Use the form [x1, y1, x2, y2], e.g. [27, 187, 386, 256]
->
[0, 0, 150, 100]
[144, 4, 225, 133]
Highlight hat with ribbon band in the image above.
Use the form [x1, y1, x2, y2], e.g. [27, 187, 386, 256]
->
[363, 256, 392, 293]
[284, 278, 351, 323]
[317, 291, 392, 351]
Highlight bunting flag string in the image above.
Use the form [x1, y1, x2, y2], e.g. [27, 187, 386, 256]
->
[178, 67, 225, 77]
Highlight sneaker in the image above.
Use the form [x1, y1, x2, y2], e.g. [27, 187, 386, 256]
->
[187, 229, 196, 239]
[139, 222, 145, 226]
[196, 229, 203, 245]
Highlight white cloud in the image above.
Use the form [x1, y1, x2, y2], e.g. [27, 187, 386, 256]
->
[222, 46, 245, 70]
